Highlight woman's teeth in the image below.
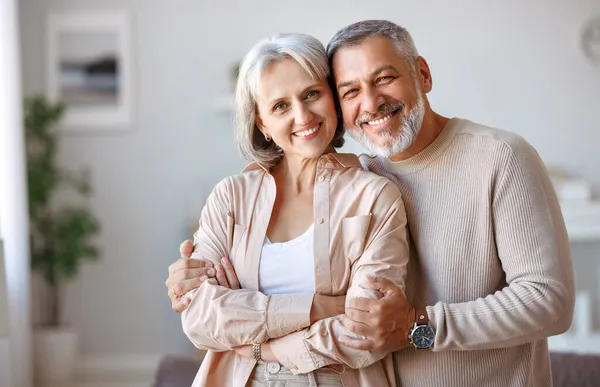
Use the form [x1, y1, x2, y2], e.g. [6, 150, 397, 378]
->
[295, 124, 320, 137]
[368, 114, 392, 125]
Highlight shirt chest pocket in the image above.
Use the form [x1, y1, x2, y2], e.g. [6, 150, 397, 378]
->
[341, 214, 372, 264]
[226, 214, 247, 262]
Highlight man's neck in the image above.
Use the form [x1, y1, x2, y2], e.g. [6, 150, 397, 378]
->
[389, 112, 449, 162]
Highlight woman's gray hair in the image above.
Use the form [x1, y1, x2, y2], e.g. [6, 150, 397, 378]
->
[327, 20, 419, 75]
[234, 33, 345, 167]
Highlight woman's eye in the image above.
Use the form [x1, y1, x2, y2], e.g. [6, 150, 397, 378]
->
[306, 90, 319, 99]
[274, 103, 288, 111]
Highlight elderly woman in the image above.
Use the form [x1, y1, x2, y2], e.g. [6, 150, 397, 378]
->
[172, 33, 409, 387]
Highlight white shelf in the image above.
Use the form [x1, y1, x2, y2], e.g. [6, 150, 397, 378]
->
[560, 201, 600, 242]
[549, 333, 600, 354]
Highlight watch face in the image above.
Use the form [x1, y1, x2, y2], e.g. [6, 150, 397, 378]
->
[412, 325, 435, 348]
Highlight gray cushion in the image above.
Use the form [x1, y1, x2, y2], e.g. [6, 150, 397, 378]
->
[154, 355, 202, 387]
[550, 352, 600, 387]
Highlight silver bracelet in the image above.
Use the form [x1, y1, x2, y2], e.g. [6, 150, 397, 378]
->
[252, 343, 261, 361]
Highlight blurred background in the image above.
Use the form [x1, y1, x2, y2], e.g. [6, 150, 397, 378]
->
[1, 0, 600, 386]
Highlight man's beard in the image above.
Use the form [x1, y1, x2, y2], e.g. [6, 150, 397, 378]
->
[346, 89, 425, 158]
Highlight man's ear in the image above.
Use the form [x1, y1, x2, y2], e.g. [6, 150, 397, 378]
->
[416, 56, 433, 93]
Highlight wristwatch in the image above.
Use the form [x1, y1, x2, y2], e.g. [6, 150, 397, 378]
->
[408, 308, 435, 349]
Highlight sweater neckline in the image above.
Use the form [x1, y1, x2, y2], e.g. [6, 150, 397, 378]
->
[378, 117, 463, 176]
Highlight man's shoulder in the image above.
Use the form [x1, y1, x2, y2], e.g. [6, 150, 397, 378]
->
[454, 118, 535, 157]
[357, 153, 383, 172]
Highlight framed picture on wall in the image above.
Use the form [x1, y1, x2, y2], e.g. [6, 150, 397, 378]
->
[46, 11, 134, 130]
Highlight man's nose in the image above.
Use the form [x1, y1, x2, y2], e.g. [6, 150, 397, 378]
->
[360, 87, 386, 115]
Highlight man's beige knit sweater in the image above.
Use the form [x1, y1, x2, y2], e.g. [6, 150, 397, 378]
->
[362, 118, 575, 387]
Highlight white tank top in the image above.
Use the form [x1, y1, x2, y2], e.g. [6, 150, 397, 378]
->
[259, 224, 316, 295]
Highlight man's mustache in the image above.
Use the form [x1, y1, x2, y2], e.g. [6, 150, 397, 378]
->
[355, 102, 405, 127]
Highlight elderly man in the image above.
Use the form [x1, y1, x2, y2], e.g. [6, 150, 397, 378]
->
[166, 20, 574, 386]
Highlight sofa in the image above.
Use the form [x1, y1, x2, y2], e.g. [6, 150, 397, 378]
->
[154, 352, 600, 387]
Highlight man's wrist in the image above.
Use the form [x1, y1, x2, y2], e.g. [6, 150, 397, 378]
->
[415, 307, 429, 325]
[408, 306, 435, 350]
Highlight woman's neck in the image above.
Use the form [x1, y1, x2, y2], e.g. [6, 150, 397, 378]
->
[273, 147, 334, 194]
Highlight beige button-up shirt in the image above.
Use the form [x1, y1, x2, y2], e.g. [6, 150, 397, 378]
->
[182, 153, 409, 387]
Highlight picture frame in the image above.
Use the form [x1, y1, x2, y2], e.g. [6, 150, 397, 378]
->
[46, 11, 134, 130]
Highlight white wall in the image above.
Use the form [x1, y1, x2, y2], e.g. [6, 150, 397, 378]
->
[2, 0, 32, 385]
[18, 0, 600, 358]
[1, 239, 11, 387]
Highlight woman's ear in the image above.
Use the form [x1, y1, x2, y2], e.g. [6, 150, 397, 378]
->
[255, 115, 267, 136]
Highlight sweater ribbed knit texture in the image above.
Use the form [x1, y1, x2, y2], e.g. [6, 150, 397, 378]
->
[361, 118, 574, 387]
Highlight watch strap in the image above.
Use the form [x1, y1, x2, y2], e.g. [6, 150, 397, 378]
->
[415, 308, 429, 325]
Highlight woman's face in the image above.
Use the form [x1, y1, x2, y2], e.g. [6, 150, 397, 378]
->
[255, 58, 338, 161]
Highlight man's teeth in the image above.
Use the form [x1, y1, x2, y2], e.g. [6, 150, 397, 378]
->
[367, 114, 392, 125]
[295, 124, 320, 137]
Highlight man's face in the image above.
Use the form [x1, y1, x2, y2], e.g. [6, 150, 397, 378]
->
[332, 36, 426, 157]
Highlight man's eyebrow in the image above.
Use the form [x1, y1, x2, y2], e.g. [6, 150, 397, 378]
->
[336, 65, 400, 90]
[336, 80, 355, 90]
[371, 65, 398, 77]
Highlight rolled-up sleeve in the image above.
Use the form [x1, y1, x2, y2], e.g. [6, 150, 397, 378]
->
[181, 178, 314, 352]
[270, 182, 409, 373]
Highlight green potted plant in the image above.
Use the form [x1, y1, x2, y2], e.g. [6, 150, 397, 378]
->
[25, 96, 100, 383]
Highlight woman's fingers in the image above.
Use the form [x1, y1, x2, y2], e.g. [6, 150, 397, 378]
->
[220, 257, 241, 289]
[214, 263, 231, 288]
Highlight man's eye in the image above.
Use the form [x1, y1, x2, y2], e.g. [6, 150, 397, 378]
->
[345, 89, 359, 98]
[377, 76, 394, 83]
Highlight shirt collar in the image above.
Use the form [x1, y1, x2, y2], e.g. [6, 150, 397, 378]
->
[241, 152, 362, 173]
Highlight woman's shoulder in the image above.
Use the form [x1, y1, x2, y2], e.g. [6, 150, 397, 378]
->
[213, 166, 265, 192]
[333, 153, 402, 199]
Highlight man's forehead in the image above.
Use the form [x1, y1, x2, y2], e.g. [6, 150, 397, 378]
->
[332, 54, 405, 85]
[332, 37, 404, 70]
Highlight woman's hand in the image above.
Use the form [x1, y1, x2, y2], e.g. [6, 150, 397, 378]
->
[166, 240, 241, 312]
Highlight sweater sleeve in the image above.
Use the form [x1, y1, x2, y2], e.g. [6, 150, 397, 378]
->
[428, 139, 575, 351]
[270, 182, 409, 373]
[181, 178, 313, 352]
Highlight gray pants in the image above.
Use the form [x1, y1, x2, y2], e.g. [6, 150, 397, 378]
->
[247, 360, 343, 387]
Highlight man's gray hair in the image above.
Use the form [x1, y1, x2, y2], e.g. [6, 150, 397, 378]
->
[234, 33, 345, 167]
[327, 20, 419, 74]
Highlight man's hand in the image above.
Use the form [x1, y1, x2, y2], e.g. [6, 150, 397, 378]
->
[166, 240, 241, 312]
[166, 240, 213, 312]
[310, 294, 346, 324]
[339, 277, 415, 352]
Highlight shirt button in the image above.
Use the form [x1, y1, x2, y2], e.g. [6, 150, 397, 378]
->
[316, 218, 324, 224]
[267, 362, 281, 374]
[318, 176, 324, 182]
